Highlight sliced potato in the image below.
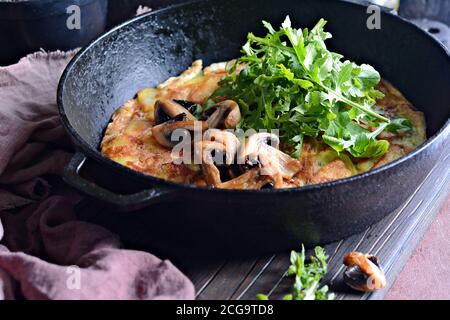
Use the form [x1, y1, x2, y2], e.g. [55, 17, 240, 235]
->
[137, 88, 158, 115]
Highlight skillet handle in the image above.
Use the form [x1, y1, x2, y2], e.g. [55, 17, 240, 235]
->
[63, 152, 174, 210]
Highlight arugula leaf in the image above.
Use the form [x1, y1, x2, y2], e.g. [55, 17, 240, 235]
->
[257, 245, 334, 300]
[386, 118, 413, 133]
[212, 16, 412, 159]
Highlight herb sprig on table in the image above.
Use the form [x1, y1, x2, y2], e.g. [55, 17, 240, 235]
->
[212, 16, 410, 158]
[257, 246, 334, 300]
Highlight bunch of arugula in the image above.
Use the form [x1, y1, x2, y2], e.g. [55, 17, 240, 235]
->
[257, 246, 334, 300]
[211, 16, 410, 158]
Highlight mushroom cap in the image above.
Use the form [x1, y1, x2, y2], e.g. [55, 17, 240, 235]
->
[203, 129, 240, 164]
[238, 132, 301, 187]
[238, 132, 280, 163]
[194, 131, 241, 186]
[343, 252, 386, 292]
[173, 100, 201, 115]
[218, 168, 273, 190]
[204, 100, 241, 129]
[154, 99, 196, 125]
[194, 141, 230, 186]
[152, 120, 208, 148]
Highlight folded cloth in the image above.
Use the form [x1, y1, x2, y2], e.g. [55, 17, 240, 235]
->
[0, 51, 195, 300]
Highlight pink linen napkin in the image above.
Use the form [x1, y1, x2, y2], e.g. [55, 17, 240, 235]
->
[0, 51, 194, 300]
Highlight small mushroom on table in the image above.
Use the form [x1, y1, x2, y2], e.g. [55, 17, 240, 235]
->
[343, 251, 387, 292]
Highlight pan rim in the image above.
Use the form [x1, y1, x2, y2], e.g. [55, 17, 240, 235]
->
[57, 0, 450, 195]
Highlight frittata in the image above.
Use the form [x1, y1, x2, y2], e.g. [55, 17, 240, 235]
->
[100, 60, 426, 189]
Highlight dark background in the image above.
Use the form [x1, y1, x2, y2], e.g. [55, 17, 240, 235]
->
[107, 0, 450, 26]
[0, 0, 449, 66]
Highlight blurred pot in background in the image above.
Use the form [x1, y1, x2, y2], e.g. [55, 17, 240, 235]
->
[345, 0, 450, 48]
[400, 0, 450, 24]
[0, 0, 107, 66]
[371, 0, 400, 10]
[399, 0, 450, 48]
[349, 0, 449, 24]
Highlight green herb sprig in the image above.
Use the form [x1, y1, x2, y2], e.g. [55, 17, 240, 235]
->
[212, 16, 410, 159]
[257, 245, 334, 300]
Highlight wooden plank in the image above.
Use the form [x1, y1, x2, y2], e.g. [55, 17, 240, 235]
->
[233, 240, 342, 300]
[268, 242, 342, 300]
[268, 172, 430, 299]
[228, 150, 449, 300]
[338, 153, 450, 300]
[368, 172, 450, 299]
[230, 254, 276, 300]
[236, 254, 291, 300]
[183, 260, 226, 296]
[196, 257, 260, 300]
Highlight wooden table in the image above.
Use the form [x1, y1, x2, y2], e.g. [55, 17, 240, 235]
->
[79, 103, 448, 300]
[179, 150, 449, 300]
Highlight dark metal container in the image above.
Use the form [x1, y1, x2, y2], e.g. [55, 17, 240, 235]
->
[0, 0, 107, 66]
[58, 0, 450, 254]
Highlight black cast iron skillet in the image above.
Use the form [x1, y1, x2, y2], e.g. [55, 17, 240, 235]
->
[58, 0, 450, 254]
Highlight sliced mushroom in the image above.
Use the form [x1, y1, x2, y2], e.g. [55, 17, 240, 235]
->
[194, 131, 240, 186]
[343, 252, 386, 292]
[203, 100, 241, 129]
[152, 120, 208, 148]
[238, 133, 301, 188]
[260, 147, 302, 185]
[194, 141, 232, 186]
[203, 129, 240, 160]
[239, 132, 280, 164]
[154, 99, 196, 125]
[173, 100, 201, 115]
[218, 168, 272, 190]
